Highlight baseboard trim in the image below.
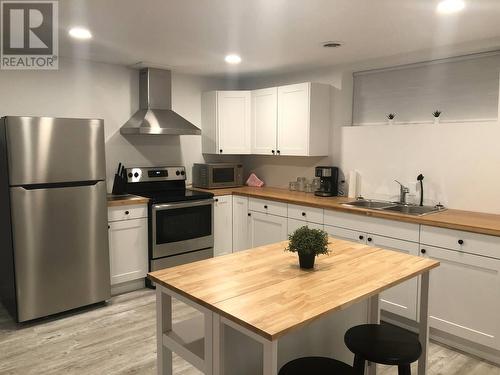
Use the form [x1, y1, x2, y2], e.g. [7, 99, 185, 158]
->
[111, 279, 145, 296]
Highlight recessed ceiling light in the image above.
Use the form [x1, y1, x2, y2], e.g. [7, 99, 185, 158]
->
[224, 54, 242, 64]
[437, 0, 465, 14]
[69, 27, 92, 40]
[323, 41, 343, 48]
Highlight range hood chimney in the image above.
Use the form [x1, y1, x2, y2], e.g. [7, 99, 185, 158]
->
[120, 68, 201, 135]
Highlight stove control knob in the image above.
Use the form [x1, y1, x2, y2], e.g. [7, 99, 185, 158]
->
[128, 173, 133, 178]
[134, 172, 139, 178]
[176, 170, 180, 176]
[180, 171, 185, 176]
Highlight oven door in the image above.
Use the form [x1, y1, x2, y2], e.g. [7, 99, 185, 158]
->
[152, 199, 214, 259]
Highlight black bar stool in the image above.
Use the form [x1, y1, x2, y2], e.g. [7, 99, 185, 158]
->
[279, 357, 355, 375]
[344, 324, 422, 375]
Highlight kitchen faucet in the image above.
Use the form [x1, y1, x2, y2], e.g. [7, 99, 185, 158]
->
[395, 180, 410, 205]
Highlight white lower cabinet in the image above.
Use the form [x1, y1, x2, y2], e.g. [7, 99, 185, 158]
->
[214, 195, 233, 257]
[368, 235, 419, 321]
[249, 211, 288, 248]
[422, 245, 500, 349]
[287, 218, 323, 235]
[233, 196, 250, 252]
[108, 215, 148, 286]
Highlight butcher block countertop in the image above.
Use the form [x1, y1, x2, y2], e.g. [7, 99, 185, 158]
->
[197, 186, 500, 237]
[148, 238, 439, 340]
[107, 194, 149, 207]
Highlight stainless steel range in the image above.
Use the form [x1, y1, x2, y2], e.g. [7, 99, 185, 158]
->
[123, 166, 214, 281]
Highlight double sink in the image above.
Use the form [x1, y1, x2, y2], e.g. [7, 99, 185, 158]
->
[342, 199, 445, 216]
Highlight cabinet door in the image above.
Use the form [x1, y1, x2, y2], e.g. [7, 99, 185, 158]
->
[324, 225, 367, 244]
[249, 211, 288, 248]
[288, 218, 323, 235]
[217, 91, 251, 154]
[277, 83, 310, 156]
[251, 87, 278, 155]
[214, 195, 233, 257]
[368, 235, 419, 321]
[423, 245, 500, 349]
[233, 196, 250, 252]
[108, 218, 148, 285]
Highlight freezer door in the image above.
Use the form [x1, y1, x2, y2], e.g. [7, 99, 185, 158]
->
[5, 117, 106, 185]
[10, 181, 110, 322]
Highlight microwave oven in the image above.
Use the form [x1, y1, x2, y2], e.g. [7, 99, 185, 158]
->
[192, 163, 244, 189]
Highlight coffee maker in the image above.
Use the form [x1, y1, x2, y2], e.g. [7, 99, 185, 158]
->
[314, 166, 339, 197]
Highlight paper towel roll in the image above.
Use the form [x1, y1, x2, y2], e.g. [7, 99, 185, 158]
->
[348, 170, 360, 198]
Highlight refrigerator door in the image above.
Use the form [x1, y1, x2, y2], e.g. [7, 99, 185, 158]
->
[5, 117, 106, 186]
[10, 181, 110, 322]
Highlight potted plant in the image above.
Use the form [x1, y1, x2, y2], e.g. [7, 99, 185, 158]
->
[285, 226, 329, 269]
[387, 113, 396, 125]
[432, 110, 442, 125]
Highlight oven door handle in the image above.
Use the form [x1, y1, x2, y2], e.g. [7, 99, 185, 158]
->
[152, 199, 214, 211]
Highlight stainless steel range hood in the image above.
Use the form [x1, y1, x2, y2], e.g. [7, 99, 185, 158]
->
[121, 68, 201, 135]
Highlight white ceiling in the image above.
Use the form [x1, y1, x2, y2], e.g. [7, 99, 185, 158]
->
[59, 0, 500, 77]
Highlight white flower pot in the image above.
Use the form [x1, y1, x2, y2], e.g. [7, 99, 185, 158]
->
[388, 119, 394, 125]
[434, 117, 440, 125]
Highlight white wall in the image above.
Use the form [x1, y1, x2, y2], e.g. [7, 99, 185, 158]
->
[0, 57, 237, 191]
[241, 60, 500, 214]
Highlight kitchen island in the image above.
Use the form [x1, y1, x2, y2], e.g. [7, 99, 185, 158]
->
[148, 238, 439, 375]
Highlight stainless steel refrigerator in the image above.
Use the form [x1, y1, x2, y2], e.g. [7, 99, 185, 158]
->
[0, 116, 110, 322]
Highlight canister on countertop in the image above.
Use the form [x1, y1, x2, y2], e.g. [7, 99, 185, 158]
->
[297, 177, 307, 192]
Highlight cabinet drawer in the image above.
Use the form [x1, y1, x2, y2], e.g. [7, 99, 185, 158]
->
[421, 225, 500, 259]
[249, 197, 287, 217]
[324, 210, 419, 242]
[288, 218, 323, 235]
[288, 204, 323, 224]
[108, 205, 148, 222]
[324, 225, 366, 244]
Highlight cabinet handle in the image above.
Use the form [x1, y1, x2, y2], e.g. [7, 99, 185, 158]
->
[277, 150, 281, 154]
[219, 149, 223, 153]
[108, 225, 110, 229]
[248, 213, 251, 216]
[358, 235, 364, 240]
[367, 237, 372, 242]
[301, 212, 306, 216]
[421, 249, 427, 254]
[215, 198, 219, 202]
[264, 205, 268, 209]
[458, 239, 464, 245]
[271, 150, 275, 154]
[125, 210, 129, 215]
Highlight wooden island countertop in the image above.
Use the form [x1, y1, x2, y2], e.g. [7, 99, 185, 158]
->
[196, 186, 500, 237]
[149, 238, 439, 341]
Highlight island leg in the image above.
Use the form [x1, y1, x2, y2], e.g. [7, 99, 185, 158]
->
[263, 340, 278, 375]
[368, 294, 380, 375]
[418, 271, 430, 375]
[156, 288, 173, 375]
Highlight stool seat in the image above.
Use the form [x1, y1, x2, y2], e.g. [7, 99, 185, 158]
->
[279, 356, 355, 375]
[344, 324, 422, 366]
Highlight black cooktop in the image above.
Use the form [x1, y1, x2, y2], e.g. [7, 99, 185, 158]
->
[137, 189, 214, 204]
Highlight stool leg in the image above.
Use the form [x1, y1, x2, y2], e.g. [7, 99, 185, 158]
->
[353, 354, 366, 375]
[398, 364, 411, 375]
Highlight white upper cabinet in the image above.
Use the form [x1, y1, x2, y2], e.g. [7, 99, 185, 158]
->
[205, 82, 330, 156]
[251, 87, 278, 155]
[202, 91, 251, 154]
[277, 82, 330, 156]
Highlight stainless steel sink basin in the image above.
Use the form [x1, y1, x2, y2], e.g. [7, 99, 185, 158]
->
[344, 200, 395, 209]
[343, 200, 445, 216]
[381, 205, 444, 216]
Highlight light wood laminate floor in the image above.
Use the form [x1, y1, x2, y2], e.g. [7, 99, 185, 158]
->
[0, 289, 498, 375]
